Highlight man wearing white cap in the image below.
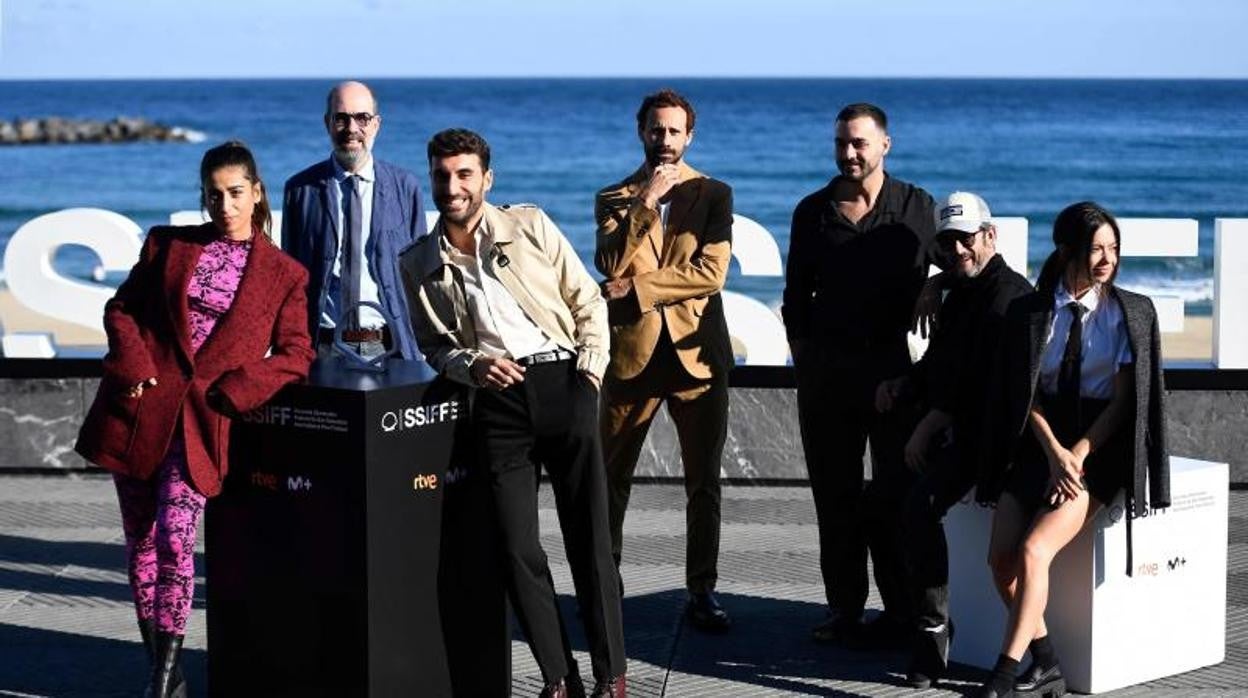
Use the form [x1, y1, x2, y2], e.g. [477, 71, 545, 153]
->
[875, 191, 1033, 688]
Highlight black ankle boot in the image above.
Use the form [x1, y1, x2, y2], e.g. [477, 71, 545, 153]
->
[138, 618, 155, 660]
[139, 621, 187, 698]
[149, 631, 187, 698]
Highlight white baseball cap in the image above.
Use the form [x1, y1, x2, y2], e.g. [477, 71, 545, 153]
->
[935, 191, 992, 233]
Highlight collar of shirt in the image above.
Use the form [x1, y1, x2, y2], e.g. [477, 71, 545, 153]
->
[1054, 281, 1102, 317]
[330, 155, 376, 184]
[825, 172, 906, 222]
[948, 253, 1005, 291]
[439, 224, 494, 265]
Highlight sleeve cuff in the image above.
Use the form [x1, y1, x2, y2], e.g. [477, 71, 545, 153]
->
[576, 349, 609, 381]
[627, 201, 659, 235]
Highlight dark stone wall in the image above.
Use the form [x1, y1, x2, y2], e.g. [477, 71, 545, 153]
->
[0, 378, 95, 470]
[1, 379, 1244, 483]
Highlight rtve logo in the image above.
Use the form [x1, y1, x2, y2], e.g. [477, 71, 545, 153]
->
[413, 473, 439, 491]
[250, 471, 313, 493]
[380, 401, 460, 433]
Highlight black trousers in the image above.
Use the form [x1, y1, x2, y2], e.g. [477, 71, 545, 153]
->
[473, 359, 626, 683]
[795, 340, 917, 622]
[899, 437, 976, 664]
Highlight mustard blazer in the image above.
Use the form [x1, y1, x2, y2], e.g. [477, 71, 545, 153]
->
[594, 162, 733, 381]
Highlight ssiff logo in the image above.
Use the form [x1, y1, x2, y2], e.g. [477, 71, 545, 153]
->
[242, 405, 292, 426]
[381, 401, 460, 433]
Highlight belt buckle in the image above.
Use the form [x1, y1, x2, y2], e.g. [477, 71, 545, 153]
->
[343, 328, 383, 343]
[331, 301, 399, 373]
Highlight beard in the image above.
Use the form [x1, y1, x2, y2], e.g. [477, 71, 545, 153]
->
[436, 195, 483, 227]
[332, 134, 371, 171]
[836, 156, 878, 182]
[645, 142, 684, 168]
[961, 257, 985, 279]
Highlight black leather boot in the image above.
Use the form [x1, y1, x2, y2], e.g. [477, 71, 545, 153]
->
[148, 631, 187, 698]
[138, 618, 155, 660]
[905, 619, 954, 689]
[139, 621, 187, 698]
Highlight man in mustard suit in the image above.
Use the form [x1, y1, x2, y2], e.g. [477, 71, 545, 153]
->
[595, 89, 734, 632]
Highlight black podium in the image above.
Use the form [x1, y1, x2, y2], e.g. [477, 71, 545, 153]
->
[205, 359, 510, 697]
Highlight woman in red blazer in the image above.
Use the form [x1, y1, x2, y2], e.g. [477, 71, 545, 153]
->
[75, 141, 315, 698]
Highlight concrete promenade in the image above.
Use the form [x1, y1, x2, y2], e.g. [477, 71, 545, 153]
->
[1, 476, 1244, 696]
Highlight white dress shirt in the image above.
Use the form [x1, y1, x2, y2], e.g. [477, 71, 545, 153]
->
[443, 228, 557, 360]
[324, 156, 384, 329]
[1039, 284, 1133, 399]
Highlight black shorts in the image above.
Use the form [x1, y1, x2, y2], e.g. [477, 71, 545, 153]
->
[1002, 395, 1129, 521]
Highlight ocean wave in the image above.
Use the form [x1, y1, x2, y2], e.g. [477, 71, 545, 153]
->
[1114, 274, 1213, 303]
[171, 127, 207, 144]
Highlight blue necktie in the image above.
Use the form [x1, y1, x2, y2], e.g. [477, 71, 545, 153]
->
[341, 175, 363, 330]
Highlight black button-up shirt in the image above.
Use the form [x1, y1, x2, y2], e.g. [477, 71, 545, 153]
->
[782, 174, 938, 349]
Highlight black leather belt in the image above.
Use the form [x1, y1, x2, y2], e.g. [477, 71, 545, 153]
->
[516, 348, 575, 366]
[319, 327, 389, 344]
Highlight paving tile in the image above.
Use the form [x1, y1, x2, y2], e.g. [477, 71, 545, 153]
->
[0, 477, 1244, 697]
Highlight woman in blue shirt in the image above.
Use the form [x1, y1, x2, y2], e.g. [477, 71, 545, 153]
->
[976, 201, 1170, 698]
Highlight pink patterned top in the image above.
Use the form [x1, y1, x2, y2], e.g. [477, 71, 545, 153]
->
[186, 236, 252, 353]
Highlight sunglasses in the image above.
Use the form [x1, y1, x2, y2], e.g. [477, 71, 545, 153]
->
[329, 112, 378, 129]
[937, 229, 981, 250]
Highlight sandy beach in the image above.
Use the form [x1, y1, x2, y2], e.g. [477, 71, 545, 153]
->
[0, 288, 106, 347]
[0, 288, 1217, 363]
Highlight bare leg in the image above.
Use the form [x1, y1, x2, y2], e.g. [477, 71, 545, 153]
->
[986, 492, 1026, 606]
[1000, 492, 1101, 659]
[986, 492, 1052, 642]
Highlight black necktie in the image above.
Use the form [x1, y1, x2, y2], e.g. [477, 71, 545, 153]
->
[341, 175, 363, 330]
[1057, 301, 1087, 439]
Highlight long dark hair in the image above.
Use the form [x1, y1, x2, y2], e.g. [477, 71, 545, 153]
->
[1036, 201, 1121, 295]
[199, 140, 272, 237]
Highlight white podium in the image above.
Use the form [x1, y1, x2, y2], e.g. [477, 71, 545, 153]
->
[947, 457, 1228, 693]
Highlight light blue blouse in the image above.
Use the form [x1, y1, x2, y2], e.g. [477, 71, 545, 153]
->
[1038, 284, 1134, 399]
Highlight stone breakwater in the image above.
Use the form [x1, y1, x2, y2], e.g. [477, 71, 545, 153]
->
[0, 117, 204, 145]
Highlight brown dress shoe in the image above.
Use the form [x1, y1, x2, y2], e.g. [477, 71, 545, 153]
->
[540, 678, 569, 698]
[590, 675, 626, 697]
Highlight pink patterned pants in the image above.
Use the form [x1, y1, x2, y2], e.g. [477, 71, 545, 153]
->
[113, 437, 206, 635]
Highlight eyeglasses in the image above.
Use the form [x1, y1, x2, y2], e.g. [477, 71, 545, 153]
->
[937, 229, 981, 250]
[329, 112, 378, 129]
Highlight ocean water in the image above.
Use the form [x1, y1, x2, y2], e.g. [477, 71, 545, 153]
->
[1, 78, 1246, 313]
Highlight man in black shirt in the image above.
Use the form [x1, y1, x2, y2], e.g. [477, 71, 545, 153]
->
[782, 103, 937, 646]
[875, 191, 1033, 688]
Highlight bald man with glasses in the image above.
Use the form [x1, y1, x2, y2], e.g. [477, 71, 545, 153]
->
[282, 80, 428, 360]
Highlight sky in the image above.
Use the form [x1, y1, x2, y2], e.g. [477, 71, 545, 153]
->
[1, 0, 1246, 79]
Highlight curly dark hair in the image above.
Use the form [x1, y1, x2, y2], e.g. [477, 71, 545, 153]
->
[636, 89, 696, 132]
[427, 128, 491, 171]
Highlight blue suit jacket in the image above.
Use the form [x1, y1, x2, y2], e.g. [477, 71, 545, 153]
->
[281, 157, 427, 359]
